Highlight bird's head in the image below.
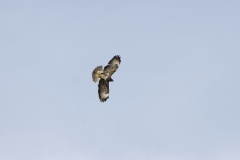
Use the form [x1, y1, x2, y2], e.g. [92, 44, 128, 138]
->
[108, 77, 114, 82]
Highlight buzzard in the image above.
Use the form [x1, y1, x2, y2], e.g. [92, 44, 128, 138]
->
[92, 55, 121, 102]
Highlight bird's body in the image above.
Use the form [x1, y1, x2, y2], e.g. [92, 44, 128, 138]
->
[92, 55, 121, 102]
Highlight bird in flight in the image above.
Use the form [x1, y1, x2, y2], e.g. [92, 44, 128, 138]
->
[92, 55, 121, 102]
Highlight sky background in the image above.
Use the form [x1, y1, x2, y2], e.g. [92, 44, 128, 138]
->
[1, 0, 240, 160]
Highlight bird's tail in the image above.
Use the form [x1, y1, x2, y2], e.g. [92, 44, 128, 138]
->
[92, 66, 103, 82]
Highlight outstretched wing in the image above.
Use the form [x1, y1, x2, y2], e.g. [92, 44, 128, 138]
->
[104, 55, 121, 77]
[108, 55, 121, 66]
[98, 79, 109, 102]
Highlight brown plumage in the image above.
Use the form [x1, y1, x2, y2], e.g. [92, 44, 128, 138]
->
[92, 55, 121, 102]
[98, 79, 109, 102]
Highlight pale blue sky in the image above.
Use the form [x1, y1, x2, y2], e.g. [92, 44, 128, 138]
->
[1, 1, 240, 160]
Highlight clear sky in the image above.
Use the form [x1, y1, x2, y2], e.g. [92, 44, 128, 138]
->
[1, 1, 240, 160]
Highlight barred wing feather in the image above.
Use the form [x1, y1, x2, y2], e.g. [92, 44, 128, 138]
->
[104, 55, 121, 76]
[98, 79, 109, 102]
